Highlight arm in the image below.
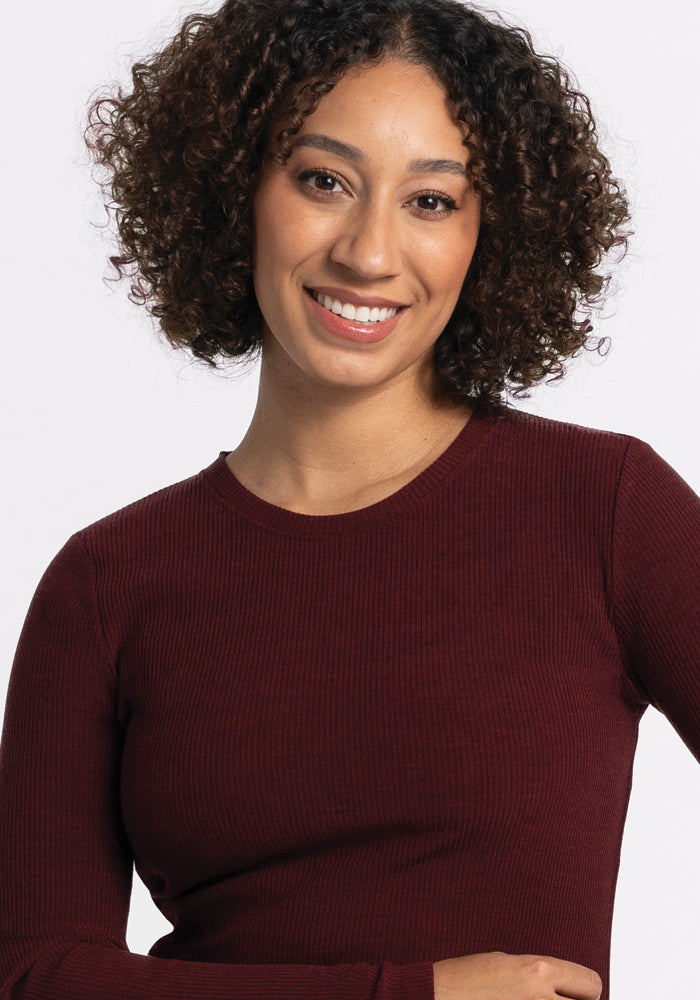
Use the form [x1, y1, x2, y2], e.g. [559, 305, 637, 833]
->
[0, 535, 433, 1000]
[611, 438, 700, 754]
[0, 534, 603, 1000]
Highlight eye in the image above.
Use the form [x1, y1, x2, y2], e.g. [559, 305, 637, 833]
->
[298, 168, 347, 195]
[409, 191, 458, 217]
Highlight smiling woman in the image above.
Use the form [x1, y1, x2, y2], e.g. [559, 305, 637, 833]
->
[237, 57, 483, 512]
[0, 2, 698, 1000]
[250, 59, 479, 397]
[83, 0, 628, 413]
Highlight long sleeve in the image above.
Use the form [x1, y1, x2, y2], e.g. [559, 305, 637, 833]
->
[611, 437, 700, 756]
[0, 535, 434, 1000]
[2, 411, 699, 1000]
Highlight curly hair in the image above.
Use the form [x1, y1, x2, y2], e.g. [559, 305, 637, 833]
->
[86, 0, 630, 411]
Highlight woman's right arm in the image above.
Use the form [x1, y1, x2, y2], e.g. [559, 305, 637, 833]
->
[0, 536, 433, 1000]
[0, 536, 601, 1000]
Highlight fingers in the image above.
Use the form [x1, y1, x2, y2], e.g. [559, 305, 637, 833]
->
[523, 955, 602, 1000]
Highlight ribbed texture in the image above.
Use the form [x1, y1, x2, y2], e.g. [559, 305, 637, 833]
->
[1, 408, 698, 1000]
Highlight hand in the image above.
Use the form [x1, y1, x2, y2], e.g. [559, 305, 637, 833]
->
[433, 951, 602, 1000]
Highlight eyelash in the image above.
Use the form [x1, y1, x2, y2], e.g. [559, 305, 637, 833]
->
[297, 167, 458, 218]
[413, 189, 458, 217]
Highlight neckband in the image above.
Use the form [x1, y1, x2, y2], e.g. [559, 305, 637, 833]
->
[200, 408, 501, 537]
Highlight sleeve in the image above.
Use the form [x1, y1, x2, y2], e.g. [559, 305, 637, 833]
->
[611, 437, 700, 759]
[0, 534, 434, 1000]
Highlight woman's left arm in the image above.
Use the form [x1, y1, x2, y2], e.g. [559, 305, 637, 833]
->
[611, 436, 700, 756]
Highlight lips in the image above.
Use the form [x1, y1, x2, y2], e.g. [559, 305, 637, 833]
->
[304, 286, 406, 344]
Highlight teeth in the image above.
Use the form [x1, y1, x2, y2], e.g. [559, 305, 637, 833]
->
[314, 291, 398, 324]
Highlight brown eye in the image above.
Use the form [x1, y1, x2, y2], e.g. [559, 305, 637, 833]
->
[298, 169, 345, 194]
[314, 174, 339, 191]
[411, 192, 457, 214]
[417, 195, 441, 211]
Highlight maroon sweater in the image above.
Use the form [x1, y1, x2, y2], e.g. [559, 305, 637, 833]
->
[1, 408, 699, 1000]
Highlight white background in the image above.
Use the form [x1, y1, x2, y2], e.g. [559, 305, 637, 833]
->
[1, 0, 698, 996]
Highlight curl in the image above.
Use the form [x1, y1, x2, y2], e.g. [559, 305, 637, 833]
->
[86, 0, 631, 409]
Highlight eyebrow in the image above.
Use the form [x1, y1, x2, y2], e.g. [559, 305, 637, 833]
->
[292, 133, 468, 178]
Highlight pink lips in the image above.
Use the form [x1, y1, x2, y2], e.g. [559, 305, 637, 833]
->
[305, 287, 407, 344]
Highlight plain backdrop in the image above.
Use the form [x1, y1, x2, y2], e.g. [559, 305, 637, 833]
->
[1, 0, 698, 996]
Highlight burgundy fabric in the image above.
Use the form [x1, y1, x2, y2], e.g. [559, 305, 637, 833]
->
[1, 408, 699, 1000]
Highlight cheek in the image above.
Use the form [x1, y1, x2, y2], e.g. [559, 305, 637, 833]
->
[445, 219, 480, 295]
[253, 174, 294, 271]
[254, 202, 328, 286]
[416, 202, 479, 267]
[253, 202, 287, 273]
[254, 169, 333, 268]
[417, 229, 478, 308]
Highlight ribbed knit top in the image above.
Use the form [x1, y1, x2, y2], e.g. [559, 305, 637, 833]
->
[1, 408, 699, 1000]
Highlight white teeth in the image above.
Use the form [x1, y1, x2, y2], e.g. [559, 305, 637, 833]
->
[313, 291, 398, 323]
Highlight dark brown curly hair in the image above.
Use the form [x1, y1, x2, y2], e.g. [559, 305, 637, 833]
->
[86, 0, 630, 411]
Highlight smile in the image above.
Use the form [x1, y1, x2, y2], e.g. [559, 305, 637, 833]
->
[309, 290, 399, 325]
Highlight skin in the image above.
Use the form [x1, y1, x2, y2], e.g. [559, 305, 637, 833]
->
[227, 56, 602, 999]
[228, 57, 480, 514]
[433, 953, 602, 1000]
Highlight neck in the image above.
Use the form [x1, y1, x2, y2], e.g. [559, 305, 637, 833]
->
[227, 355, 472, 514]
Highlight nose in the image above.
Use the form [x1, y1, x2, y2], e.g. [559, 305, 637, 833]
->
[328, 197, 402, 279]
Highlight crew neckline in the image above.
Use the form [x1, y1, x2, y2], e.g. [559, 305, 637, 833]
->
[201, 407, 501, 536]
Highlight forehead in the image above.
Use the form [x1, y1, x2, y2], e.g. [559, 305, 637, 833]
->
[297, 57, 468, 158]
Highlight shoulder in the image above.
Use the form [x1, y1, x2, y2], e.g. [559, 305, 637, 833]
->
[21, 457, 235, 660]
[483, 407, 698, 521]
[483, 407, 639, 484]
[492, 407, 635, 454]
[70, 456, 229, 560]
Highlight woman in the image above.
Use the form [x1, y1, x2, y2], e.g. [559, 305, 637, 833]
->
[0, 1, 697, 999]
